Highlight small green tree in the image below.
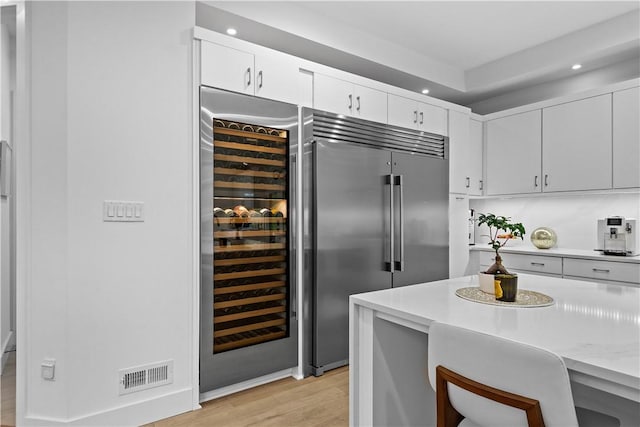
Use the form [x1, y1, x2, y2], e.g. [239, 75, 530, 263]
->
[477, 213, 526, 275]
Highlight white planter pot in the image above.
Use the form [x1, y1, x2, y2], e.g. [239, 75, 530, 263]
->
[478, 272, 495, 294]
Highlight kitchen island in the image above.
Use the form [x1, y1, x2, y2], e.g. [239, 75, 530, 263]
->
[349, 274, 640, 426]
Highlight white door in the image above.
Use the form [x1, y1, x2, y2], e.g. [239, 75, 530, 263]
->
[543, 94, 612, 192]
[387, 94, 418, 129]
[201, 41, 253, 95]
[418, 102, 448, 136]
[448, 110, 470, 194]
[254, 52, 299, 105]
[486, 110, 542, 195]
[613, 87, 640, 189]
[313, 73, 353, 117]
[468, 119, 484, 196]
[353, 84, 387, 123]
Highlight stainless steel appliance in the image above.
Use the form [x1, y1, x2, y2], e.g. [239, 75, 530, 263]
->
[302, 109, 449, 376]
[596, 216, 639, 256]
[200, 87, 298, 392]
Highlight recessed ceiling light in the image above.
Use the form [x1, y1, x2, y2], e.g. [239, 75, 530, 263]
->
[571, 64, 582, 70]
[421, 89, 430, 94]
[226, 28, 237, 36]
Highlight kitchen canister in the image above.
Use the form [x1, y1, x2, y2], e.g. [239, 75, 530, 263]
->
[530, 227, 557, 249]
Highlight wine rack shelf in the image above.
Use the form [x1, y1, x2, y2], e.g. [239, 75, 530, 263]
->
[214, 127, 287, 143]
[215, 140, 286, 155]
[210, 118, 289, 354]
[214, 329, 286, 352]
[215, 153, 285, 167]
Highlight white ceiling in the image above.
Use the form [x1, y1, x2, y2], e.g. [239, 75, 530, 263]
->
[201, 1, 640, 110]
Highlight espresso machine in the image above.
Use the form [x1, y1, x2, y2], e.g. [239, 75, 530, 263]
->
[597, 217, 639, 256]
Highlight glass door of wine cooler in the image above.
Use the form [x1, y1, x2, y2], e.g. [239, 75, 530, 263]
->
[200, 87, 298, 392]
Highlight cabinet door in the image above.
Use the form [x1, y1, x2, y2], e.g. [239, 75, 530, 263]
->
[201, 41, 253, 95]
[449, 195, 470, 278]
[448, 110, 470, 194]
[468, 119, 484, 196]
[387, 94, 418, 129]
[613, 87, 640, 189]
[313, 73, 354, 116]
[353, 84, 387, 123]
[254, 53, 299, 105]
[486, 110, 542, 195]
[418, 102, 448, 136]
[543, 95, 612, 192]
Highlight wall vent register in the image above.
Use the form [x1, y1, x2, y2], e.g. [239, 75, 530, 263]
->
[118, 360, 173, 395]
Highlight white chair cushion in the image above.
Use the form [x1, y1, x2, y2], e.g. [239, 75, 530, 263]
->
[428, 321, 579, 427]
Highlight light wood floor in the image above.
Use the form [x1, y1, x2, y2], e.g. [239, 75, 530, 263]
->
[0, 357, 347, 427]
[1, 351, 16, 427]
[147, 367, 349, 427]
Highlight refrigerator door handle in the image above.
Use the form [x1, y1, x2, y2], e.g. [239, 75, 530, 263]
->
[395, 175, 405, 271]
[386, 174, 395, 273]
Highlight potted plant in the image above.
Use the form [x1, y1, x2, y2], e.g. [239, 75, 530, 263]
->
[477, 213, 526, 300]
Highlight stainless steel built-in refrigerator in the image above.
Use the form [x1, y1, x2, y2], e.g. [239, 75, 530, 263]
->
[303, 109, 449, 376]
[200, 87, 298, 392]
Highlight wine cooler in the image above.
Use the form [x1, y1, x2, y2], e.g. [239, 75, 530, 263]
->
[200, 87, 298, 392]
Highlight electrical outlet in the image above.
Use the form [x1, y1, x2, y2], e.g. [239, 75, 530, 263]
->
[41, 359, 56, 380]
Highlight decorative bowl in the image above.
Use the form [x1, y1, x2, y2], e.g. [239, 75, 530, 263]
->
[530, 227, 557, 249]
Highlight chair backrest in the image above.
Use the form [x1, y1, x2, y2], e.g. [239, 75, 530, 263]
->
[427, 322, 579, 427]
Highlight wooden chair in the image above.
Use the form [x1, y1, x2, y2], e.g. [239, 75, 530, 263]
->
[427, 322, 579, 427]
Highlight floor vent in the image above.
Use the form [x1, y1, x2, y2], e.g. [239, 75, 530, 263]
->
[119, 360, 173, 395]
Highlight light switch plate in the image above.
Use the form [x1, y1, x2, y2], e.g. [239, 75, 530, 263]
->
[104, 201, 144, 222]
[41, 359, 56, 380]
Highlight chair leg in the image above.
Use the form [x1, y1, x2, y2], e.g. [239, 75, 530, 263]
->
[436, 368, 464, 427]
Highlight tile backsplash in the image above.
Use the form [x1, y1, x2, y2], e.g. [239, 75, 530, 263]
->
[470, 192, 640, 251]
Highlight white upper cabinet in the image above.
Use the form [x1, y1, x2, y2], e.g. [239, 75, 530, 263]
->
[313, 73, 387, 123]
[542, 94, 612, 192]
[613, 86, 640, 189]
[486, 110, 542, 195]
[254, 54, 300, 106]
[448, 110, 471, 194]
[201, 41, 253, 95]
[387, 94, 448, 136]
[201, 40, 299, 104]
[468, 119, 483, 196]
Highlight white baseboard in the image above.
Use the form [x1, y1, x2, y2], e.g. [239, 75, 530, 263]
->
[1, 330, 15, 373]
[20, 387, 194, 426]
[199, 368, 295, 403]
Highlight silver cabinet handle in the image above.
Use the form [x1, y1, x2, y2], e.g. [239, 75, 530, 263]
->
[258, 70, 263, 89]
[395, 175, 405, 271]
[419, 111, 424, 125]
[348, 94, 353, 110]
[592, 268, 610, 273]
[534, 175, 538, 187]
[544, 174, 549, 187]
[465, 177, 470, 188]
[413, 110, 418, 123]
[356, 96, 361, 111]
[386, 174, 395, 273]
[246, 67, 251, 87]
[479, 180, 483, 190]
[531, 262, 545, 267]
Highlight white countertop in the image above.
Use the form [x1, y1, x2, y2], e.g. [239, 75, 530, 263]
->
[470, 244, 640, 264]
[350, 274, 640, 401]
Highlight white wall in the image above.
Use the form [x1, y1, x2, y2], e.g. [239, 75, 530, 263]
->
[470, 193, 640, 250]
[20, 1, 196, 425]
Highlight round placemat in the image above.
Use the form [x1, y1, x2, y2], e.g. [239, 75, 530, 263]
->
[455, 287, 554, 308]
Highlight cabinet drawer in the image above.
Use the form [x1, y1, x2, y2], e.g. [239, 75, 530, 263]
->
[563, 258, 640, 284]
[479, 252, 562, 275]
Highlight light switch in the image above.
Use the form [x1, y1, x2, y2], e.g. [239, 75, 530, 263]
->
[104, 201, 145, 222]
[41, 359, 56, 380]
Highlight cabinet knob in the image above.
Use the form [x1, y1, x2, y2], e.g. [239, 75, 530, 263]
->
[465, 177, 470, 188]
[356, 96, 361, 111]
[534, 175, 538, 187]
[419, 111, 424, 125]
[479, 180, 483, 190]
[258, 70, 263, 89]
[246, 67, 251, 87]
[348, 94, 353, 110]
[413, 110, 418, 123]
[544, 174, 549, 187]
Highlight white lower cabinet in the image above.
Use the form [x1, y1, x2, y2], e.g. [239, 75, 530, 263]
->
[563, 258, 640, 286]
[476, 250, 640, 287]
